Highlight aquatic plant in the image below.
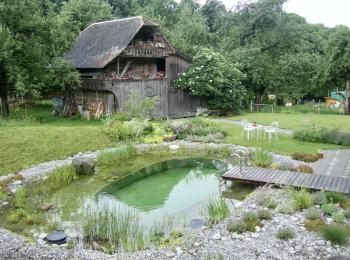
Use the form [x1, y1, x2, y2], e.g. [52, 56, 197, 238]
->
[15, 187, 27, 208]
[204, 199, 229, 224]
[97, 143, 137, 167]
[32, 166, 77, 194]
[82, 203, 144, 252]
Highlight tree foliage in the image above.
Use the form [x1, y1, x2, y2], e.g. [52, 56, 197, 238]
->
[177, 48, 246, 112]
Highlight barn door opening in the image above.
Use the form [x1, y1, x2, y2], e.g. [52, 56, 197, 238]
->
[156, 58, 166, 76]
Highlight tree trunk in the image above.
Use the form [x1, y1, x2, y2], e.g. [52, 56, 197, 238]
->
[345, 71, 350, 115]
[254, 89, 263, 104]
[0, 64, 9, 118]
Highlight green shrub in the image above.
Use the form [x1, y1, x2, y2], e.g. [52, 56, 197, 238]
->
[294, 127, 350, 146]
[321, 203, 338, 216]
[251, 150, 272, 168]
[278, 205, 295, 215]
[227, 219, 247, 234]
[276, 228, 295, 240]
[311, 192, 327, 206]
[304, 219, 326, 232]
[258, 209, 272, 220]
[326, 192, 348, 204]
[242, 212, 261, 232]
[332, 212, 346, 223]
[101, 119, 132, 142]
[204, 199, 229, 224]
[343, 208, 350, 219]
[291, 152, 319, 162]
[305, 207, 322, 220]
[291, 189, 312, 210]
[321, 224, 349, 245]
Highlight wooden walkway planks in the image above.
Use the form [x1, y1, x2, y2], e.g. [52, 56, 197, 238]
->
[222, 166, 350, 194]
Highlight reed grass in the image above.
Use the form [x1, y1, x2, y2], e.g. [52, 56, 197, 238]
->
[15, 186, 27, 208]
[31, 166, 77, 194]
[82, 204, 145, 252]
[97, 143, 137, 167]
[204, 199, 230, 224]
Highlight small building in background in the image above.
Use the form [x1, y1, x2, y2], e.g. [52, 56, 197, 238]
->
[65, 16, 206, 118]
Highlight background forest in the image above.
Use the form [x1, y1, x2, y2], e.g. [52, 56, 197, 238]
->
[1, 0, 350, 116]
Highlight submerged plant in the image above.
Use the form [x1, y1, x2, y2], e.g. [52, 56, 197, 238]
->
[204, 199, 229, 224]
[32, 166, 77, 194]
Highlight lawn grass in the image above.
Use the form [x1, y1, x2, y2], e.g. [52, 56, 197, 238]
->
[0, 126, 113, 175]
[227, 113, 350, 132]
[221, 123, 343, 155]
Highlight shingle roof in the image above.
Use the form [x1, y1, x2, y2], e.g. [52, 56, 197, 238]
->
[65, 16, 161, 69]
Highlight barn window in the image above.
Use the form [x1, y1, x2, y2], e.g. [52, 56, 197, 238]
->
[156, 58, 165, 74]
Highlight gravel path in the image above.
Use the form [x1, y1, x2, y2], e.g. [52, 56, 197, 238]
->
[212, 118, 294, 135]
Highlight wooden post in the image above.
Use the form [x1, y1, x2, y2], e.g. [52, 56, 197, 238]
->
[250, 100, 253, 112]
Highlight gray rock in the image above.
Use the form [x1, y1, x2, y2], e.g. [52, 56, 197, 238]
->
[212, 233, 221, 240]
[165, 251, 175, 258]
[72, 157, 95, 175]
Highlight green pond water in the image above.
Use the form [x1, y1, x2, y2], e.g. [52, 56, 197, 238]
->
[0, 151, 255, 246]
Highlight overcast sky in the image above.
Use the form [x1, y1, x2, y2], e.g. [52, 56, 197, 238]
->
[196, 0, 350, 28]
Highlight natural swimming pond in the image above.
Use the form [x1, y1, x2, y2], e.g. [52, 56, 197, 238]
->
[0, 150, 254, 250]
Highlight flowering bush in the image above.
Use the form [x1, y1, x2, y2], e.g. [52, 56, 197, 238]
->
[176, 48, 246, 112]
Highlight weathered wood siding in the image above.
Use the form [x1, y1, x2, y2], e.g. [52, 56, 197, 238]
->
[166, 54, 206, 118]
[81, 78, 168, 118]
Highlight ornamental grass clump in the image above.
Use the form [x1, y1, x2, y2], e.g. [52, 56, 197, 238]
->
[204, 199, 229, 224]
[304, 219, 326, 232]
[311, 192, 327, 206]
[321, 224, 349, 245]
[251, 149, 272, 168]
[258, 209, 272, 220]
[305, 207, 322, 220]
[343, 208, 350, 219]
[276, 227, 295, 240]
[291, 189, 312, 210]
[227, 219, 247, 234]
[242, 211, 261, 232]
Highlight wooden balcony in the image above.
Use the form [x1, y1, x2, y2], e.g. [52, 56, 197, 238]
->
[123, 47, 167, 57]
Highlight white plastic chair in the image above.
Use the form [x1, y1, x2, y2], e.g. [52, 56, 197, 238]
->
[241, 119, 254, 140]
[264, 121, 278, 142]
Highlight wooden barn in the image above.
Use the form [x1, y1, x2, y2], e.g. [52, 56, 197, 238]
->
[64, 16, 206, 118]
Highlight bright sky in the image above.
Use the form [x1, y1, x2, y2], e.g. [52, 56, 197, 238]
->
[196, 0, 350, 28]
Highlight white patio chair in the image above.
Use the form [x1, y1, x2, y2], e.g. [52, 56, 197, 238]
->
[264, 121, 279, 142]
[241, 119, 254, 140]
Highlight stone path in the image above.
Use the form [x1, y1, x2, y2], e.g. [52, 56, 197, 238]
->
[311, 149, 350, 177]
[212, 118, 294, 135]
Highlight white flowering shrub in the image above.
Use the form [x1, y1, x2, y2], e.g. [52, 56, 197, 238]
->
[176, 48, 246, 112]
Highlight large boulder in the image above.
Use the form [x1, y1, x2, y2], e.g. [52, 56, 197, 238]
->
[72, 157, 95, 175]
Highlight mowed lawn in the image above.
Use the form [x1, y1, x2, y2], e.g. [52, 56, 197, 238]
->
[227, 113, 350, 132]
[0, 126, 113, 176]
[221, 123, 343, 155]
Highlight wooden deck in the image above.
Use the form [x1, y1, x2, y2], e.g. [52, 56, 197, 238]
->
[222, 166, 350, 194]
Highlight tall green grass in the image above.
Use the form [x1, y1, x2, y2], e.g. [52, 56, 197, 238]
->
[97, 143, 137, 167]
[15, 187, 27, 208]
[82, 204, 145, 252]
[251, 149, 272, 168]
[31, 166, 77, 194]
[204, 199, 229, 224]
